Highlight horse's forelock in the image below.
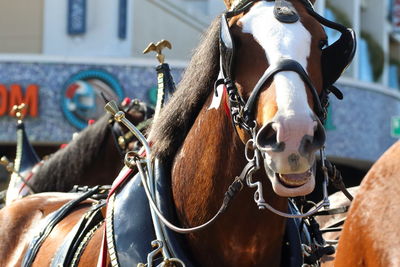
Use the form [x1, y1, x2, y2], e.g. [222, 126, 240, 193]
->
[148, 17, 221, 163]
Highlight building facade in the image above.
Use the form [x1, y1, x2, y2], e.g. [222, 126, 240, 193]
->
[0, 0, 399, 177]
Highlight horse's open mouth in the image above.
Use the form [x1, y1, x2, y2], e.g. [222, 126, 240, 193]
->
[276, 169, 312, 188]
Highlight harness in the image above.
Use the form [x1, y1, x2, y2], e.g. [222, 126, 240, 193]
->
[22, 186, 106, 267]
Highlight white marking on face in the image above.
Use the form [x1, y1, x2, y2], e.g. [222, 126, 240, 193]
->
[239, 2, 319, 197]
[239, 1, 313, 118]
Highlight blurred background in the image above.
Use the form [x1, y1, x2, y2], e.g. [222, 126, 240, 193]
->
[0, 0, 399, 188]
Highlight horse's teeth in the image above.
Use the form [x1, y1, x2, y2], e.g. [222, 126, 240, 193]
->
[278, 170, 311, 187]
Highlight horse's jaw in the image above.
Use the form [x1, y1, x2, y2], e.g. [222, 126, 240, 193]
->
[262, 153, 316, 197]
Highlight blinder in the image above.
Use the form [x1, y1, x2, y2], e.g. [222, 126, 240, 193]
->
[218, 0, 356, 127]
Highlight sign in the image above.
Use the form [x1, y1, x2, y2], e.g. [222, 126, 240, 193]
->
[391, 116, 400, 138]
[0, 84, 38, 117]
[393, 0, 400, 33]
[68, 0, 86, 35]
[61, 69, 124, 129]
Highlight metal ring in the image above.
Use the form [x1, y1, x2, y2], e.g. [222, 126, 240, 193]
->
[124, 150, 140, 169]
[245, 139, 256, 161]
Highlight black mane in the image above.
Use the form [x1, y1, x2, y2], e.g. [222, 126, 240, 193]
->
[31, 114, 113, 192]
[148, 17, 220, 163]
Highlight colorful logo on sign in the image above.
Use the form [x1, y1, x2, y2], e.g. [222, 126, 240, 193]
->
[61, 70, 124, 129]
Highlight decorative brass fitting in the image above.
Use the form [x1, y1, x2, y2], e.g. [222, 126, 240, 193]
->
[0, 156, 14, 173]
[143, 40, 172, 64]
[12, 103, 27, 123]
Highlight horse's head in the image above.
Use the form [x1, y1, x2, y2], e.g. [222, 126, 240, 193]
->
[220, 0, 355, 197]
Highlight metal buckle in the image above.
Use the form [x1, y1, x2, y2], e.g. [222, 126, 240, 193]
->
[137, 240, 185, 267]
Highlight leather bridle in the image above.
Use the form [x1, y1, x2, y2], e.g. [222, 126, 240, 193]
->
[216, 0, 356, 132]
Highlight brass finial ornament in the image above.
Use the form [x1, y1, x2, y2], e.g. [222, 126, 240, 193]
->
[143, 40, 172, 64]
[105, 100, 125, 122]
[0, 156, 14, 173]
[12, 103, 27, 123]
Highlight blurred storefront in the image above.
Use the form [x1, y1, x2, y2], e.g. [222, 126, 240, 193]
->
[317, 0, 400, 178]
[1, 0, 400, 184]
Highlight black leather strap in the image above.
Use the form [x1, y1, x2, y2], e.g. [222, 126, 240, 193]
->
[50, 200, 106, 267]
[22, 186, 100, 267]
[243, 59, 325, 122]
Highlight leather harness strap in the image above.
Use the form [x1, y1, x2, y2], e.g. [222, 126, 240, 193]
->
[50, 201, 106, 267]
[22, 186, 100, 267]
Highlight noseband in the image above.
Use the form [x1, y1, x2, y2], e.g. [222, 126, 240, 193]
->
[217, 0, 356, 132]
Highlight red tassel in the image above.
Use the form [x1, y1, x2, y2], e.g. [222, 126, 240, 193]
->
[121, 97, 131, 107]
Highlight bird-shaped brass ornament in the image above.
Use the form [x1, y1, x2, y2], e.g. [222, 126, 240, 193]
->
[143, 40, 172, 64]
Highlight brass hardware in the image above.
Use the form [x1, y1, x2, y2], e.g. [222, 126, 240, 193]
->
[118, 131, 134, 150]
[12, 103, 27, 123]
[118, 136, 127, 150]
[143, 40, 172, 64]
[105, 100, 119, 116]
[0, 156, 14, 173]
[114, 111, 125, 122]
[124, 151, 141, 169]
[105, 101, 125, 122]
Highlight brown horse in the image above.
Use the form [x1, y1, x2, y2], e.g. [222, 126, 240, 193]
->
[5, 99, 153, 204]
[333, 140, 400, 267]
[0, 1, 356, 266]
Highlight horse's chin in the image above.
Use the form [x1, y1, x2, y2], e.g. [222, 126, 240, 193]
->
[264, 162, 316, 197]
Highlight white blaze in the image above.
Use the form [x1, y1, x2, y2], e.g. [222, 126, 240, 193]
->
[239, 1, 319, 197]
[239, 1, 312, 118]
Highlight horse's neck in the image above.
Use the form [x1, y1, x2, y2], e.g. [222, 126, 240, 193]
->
[171, 101, 288, 267]
[31, 116, 123, 192]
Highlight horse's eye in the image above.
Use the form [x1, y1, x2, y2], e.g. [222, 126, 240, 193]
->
[319, 39, 328, 50]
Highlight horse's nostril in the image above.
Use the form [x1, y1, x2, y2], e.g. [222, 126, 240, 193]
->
[256, 122, 285, 152]
[257, 123, 276, 146]
[300, 120, 326, 155]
